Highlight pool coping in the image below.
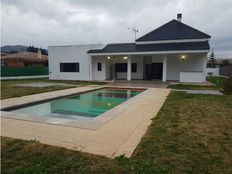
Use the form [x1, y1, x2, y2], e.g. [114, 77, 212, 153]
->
[1, 86, 148, 130]
[1, 86, 170, 158]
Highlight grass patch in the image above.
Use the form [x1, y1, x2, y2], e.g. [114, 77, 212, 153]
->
[2, 92, 232, 173]
[1, 137, 126, 174]
[133, 92, 232, 173]
[168, 84, 222, 90]
[1, 78, 106, 99]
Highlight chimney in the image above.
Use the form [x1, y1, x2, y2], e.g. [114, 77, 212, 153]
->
[177, 13, 182, 22]
[37, 49, 42, 58]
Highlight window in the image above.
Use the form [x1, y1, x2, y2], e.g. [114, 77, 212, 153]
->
[115, 63, 137, 73]
[115, 63, 127, 72]
[60, 63, 79, 72]
[97, 62, 102, 71]
[132, 63, 137, 73]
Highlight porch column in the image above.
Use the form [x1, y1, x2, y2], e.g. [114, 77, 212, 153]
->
[162, 54, 167, 82]
[89, 56, 93, 81]
[127, 56, 131, 81]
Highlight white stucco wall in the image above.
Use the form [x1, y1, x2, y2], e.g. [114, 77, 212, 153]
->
[166, 53, 207, 82]
[180, 72, 205, 83]
[152, 55, 163, 63]
[92, 56, 108, 80]
[206, 68, 219, 76]
[48, 44, 104, 80]
[49, 45, 208, 82]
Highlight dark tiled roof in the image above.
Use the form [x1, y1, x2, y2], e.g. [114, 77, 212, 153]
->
[88, 41, 210, 54]
[88, 43, 136, 54]
[136, 19, 211, 42]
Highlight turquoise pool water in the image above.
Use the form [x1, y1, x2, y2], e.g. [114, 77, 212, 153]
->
[11, 88, 144, 118]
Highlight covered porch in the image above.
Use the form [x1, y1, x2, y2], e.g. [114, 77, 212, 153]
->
[90, 52, 207, 83]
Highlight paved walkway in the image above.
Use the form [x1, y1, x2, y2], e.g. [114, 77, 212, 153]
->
[1, 75, 48, 80]
[106, 80, 168, 88]
[1, 86, 170, 158]
[173, 89, 223, 95]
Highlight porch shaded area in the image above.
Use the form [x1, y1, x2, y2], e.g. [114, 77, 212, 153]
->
[90, 53, 207, 83]
[88, 38, 209, 83]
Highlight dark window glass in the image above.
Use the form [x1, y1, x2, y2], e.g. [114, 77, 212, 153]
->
[115, 63, 137, 73]
[60, 63, 79, 72]
[115, 63, 127, 72]
[97, 62, 102, 71]
[132, 63, 137, 73]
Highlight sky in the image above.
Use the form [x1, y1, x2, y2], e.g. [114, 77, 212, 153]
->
[1, 0, 232, 58]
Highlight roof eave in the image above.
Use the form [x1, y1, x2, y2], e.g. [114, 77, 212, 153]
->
[88, 49, 210, 56]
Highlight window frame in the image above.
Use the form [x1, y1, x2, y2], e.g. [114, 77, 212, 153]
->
[60, 62, 79, 72]
[97, 62, 102, 71]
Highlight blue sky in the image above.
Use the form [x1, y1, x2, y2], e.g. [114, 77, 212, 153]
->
[1, 0, 232, 58]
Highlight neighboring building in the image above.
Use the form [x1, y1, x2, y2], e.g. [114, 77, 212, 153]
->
[1, 50, 48, 67]
[215, 58, 232, 66]
[49, 14, 211, 83]
[1, 52, 8, 57]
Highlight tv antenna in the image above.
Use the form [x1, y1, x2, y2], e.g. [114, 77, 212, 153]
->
[128, 27, 138, 41]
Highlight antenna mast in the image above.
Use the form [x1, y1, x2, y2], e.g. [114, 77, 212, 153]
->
[128, 27, 138, 41]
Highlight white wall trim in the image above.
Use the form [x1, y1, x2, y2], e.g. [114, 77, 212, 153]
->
[135, 38, 210, 45]
[89, 50, 209, 56]
[180, 71, 205, 83]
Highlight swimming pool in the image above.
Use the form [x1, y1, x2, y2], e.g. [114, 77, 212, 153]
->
[9, 87, 144, 119]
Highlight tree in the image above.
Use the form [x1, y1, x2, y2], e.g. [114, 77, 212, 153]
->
[27, 45, 48, 55]
[27, 45, 38, 53]
[208, 49, 216, 68]
[221, 59, 230, 67]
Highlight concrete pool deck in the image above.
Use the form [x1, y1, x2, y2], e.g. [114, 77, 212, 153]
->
[1, 86, 170, 158]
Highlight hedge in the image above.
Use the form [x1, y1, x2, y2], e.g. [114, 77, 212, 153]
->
[1, 66, 48, 77]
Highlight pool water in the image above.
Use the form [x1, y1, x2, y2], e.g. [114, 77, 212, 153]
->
[11, 88, 144, 119]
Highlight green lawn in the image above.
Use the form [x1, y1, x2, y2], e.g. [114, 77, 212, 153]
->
[2, 92, 232, 174]
[167, 83, 222, 90]
[1, 78, 106, 100]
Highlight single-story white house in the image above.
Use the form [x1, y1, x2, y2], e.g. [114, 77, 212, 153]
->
[49, 14, 211, 83]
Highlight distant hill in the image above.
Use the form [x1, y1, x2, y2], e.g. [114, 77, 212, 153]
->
[1, 45, 48, 55]
[1, 45, 27, 53]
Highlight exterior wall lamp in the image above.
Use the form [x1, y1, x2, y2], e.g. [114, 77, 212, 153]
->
[107, 56, 111, 60]
[181, 55, 186, 60]
[123, 56, 128, 60]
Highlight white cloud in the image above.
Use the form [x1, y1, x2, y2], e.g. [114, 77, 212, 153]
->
[1, 0, 232, 58]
